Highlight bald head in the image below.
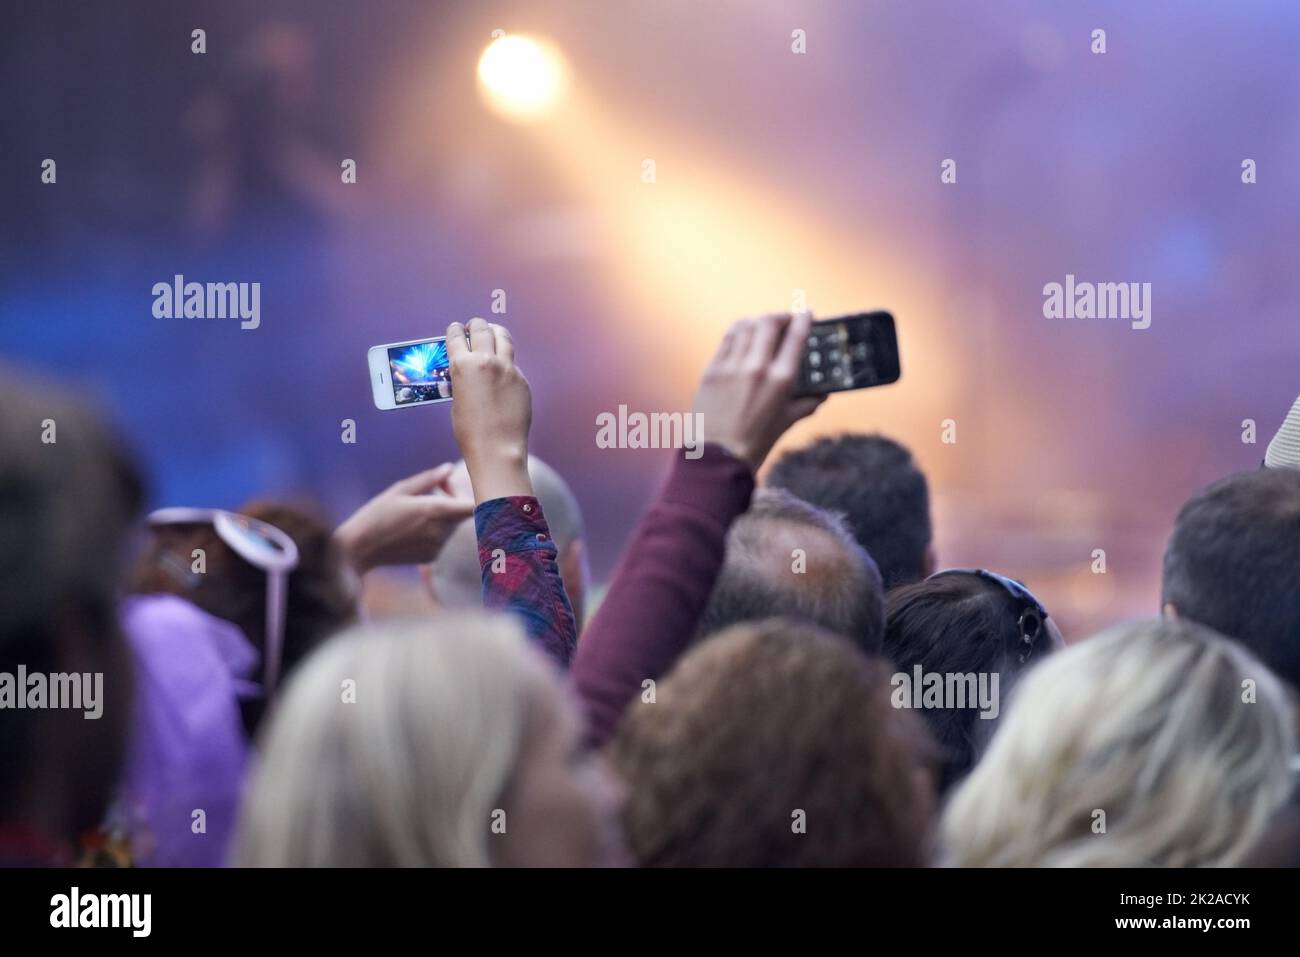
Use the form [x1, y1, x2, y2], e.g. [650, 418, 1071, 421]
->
[426, 456, 589, 624]
[695, 489, 885, 652]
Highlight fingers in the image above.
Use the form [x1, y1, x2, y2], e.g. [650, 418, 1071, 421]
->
[746, 313, 786, 367]
[467, 316, 495, 353]
[446, 322, 468, 360]
[490, 323, 514, 364]
[708, 311, 807, 376]
[712, 322, 743, 365]
[726, 318, 756, 366]
[449, 317, 496, 356]
[774, 309, 813, 377]
[392, 463, 457, 495]
[426, 494, 476, 519]
[442, 462, 474, 499]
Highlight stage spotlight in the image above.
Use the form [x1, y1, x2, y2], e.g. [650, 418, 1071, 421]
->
[477, 34, 568, 122]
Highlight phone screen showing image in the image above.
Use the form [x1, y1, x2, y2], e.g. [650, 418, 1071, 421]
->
[388, 338, 451, 405]
[796, 311, 901, 397]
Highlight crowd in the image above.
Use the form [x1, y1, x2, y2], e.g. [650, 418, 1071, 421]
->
[2, 312, 1299, 867]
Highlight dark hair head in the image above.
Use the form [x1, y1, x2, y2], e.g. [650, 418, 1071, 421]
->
[129, 499, 357, 734]
[608, 618, 936, 866]
[0, 365, 144, 848]
[767, 433, 932, 589]
[695, 488, 885, 652]
[1162, 468, 1300, 689]
[884, 571, 1056, 792]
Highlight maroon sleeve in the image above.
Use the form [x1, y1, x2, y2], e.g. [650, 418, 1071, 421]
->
[570, 444, 755, 746]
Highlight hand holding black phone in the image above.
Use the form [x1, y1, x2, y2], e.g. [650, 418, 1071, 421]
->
[794, 311, 901, 398]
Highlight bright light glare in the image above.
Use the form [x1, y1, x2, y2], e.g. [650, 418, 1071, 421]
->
[477, 35, 568, 122]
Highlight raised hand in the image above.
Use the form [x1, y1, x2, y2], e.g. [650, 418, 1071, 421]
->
[334, 463, 475, 574]
[691, 311, 824, 471]
[446, 317, 535, 503]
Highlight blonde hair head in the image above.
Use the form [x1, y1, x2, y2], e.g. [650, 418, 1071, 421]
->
[942, 618, 1295, 867]
[235, 613, 551, 866]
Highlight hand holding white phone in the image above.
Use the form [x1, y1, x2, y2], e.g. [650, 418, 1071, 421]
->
[446, 318, 534, 503]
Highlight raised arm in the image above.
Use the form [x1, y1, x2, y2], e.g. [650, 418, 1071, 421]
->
[572, 311, 824, 745]
[447, 318, 578, 667]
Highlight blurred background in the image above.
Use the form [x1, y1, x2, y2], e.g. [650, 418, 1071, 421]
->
[3, 0, 1298, 638]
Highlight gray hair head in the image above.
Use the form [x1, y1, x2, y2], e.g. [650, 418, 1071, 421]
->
[695, 487, 885, 653]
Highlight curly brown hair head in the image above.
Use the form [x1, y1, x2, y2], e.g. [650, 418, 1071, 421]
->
[607, 619, 936, 867]
[130, 499, 357, 734]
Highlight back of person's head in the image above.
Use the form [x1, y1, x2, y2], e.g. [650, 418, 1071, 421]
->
[427, 456, 588, 624]
[884, 570, 1060, 792]
[695, 488, 885, 652]
[1162, 468, 1300, 689]
[0, 365, 144, 855]
[942, 618, 1295, 867]
[608, 619, 936, 867]
[129, 499, 356, 734]
[766, 433, 932, 588]
[236, 613, 623, 867]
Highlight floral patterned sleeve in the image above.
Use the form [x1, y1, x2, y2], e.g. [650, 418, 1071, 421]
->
[475, 495, 578, 668]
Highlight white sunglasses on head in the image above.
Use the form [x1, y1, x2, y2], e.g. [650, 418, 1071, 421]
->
[146, 507, 300, 696]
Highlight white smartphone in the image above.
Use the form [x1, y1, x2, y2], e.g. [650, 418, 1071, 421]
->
[367, 335, 453, 410]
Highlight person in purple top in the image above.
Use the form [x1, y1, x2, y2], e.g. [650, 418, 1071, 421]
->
[114, 595, 256, 867]
[118, 470, 507, 865]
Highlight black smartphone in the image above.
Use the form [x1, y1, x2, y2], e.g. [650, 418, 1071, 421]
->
[795, 311, 901, 397]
